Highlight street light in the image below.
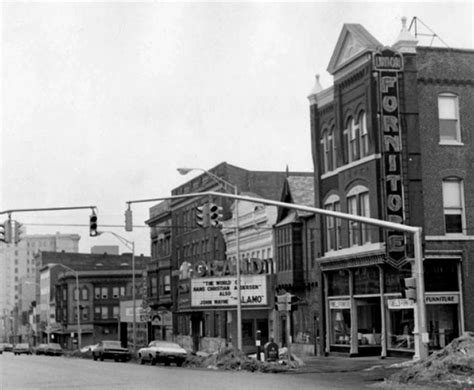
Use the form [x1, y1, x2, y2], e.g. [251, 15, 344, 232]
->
[177, 167, 243, 351]
[97, 231, 136, 352]
[47, 263, 81, 349]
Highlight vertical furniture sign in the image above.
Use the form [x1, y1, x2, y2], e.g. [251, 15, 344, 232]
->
[374, 49, 407, 268]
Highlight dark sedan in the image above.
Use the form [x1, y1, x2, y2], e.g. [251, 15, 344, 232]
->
[45, 343, 64, 356]
[34, 344, 49, 355]
[92, 340, 131, 362]
[13, 343, 32, 355]
[1, 343, 13, 352]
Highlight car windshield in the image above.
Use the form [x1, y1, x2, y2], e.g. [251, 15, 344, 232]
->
[49, 343, 61, 349]
[38, 344, 48, 348]
[150, 341, 181, 349]
[103, 341, 122, 348]
[16, 344, 29, 348]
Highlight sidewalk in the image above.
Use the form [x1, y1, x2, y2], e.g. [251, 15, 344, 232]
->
[294, 355, 410, 374]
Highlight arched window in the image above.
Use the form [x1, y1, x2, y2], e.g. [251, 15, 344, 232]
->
[350, 117, 360, 161]
[438, 93, 461, 143]
[324, 194, 341, 252]
[346, 186, 370, 246]
[320, 127, 335, 173]
[359, 111, 369, 157]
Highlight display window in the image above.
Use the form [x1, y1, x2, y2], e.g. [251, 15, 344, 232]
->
[427, 304, 459, 350]
[331, 309, 351, 345]
[387, 307, 414, 350]
[356, 298, 381, 346]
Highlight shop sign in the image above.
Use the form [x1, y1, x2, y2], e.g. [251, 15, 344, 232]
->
[191, 274, 267, 308]
[150, 310, 172, 326]
[329, 300, 350, 309]
[373, 49, 403, 71]
[374, 48, 407, 268]
[387, 298, 414, 309]
[425, 294, 459, 304]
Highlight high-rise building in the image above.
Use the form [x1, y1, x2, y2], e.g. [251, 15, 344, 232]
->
[0, 232, 80, 342]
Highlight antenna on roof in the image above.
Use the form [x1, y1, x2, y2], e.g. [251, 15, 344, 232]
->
[408, 17, 450, 48]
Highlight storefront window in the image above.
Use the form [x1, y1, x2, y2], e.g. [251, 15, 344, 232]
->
[424, 260, 459, 292]
[327, 270, 349, 296]
[427, 303, 459, 350]
[353, 267, 379, 295]
[387, 308, 414, 350]
[384, 264, 411, 294]
[356, 298, 381, 346]
[331, 309, 351, 345]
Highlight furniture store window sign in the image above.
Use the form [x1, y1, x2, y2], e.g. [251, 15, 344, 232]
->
[425, 294, 459, 304]
[191, 275, 267, 308]
[374, 48, 406, 268]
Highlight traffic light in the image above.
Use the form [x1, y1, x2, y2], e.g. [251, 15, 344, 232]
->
[403, 277, 417, 301]
[13, 221, 25, 244]
[125, 207, 133, 232]
[0, 220, 12, 243]
[195, 204, 210, 228]
[274, 294, 291, 312]
[89, 213, 98, 237]
[208, 203, 223, 228]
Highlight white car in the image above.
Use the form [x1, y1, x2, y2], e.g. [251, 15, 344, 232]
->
[138, 340, 188, 366]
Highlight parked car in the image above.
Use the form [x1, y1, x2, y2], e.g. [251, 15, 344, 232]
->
[137, 340, 188, 366]
[0, 343, 13, 352]
[12, 343, 32, 355]
[92, 340, 131, 362]
[45, 343, 64, 356]
[34, 344, 49, 355]
[80, 343, 98, 353]
[0, 344, 3, 354]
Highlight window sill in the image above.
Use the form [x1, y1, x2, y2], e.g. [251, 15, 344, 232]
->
[321, 154, 381, 180]
[439, 141, 464, 146]
[426, 235, 474, 241]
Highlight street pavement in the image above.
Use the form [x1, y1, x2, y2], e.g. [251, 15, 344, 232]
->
[4, 352, 443, 390]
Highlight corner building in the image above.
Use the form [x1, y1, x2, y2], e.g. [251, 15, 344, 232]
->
[309, 21, 474, 357]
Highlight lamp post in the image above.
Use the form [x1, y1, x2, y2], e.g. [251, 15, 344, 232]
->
[47, 263, 81, 349]
[177, 167, 242, 351]
[97, 231, 136, 352]
[25, 281, 40, 346]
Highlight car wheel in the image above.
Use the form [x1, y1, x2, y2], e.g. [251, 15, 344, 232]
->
[100, 354, 104, 361]
[139, 356, 145, 365]
[177, 360, 183, 367]
[93, 354, 98, 361]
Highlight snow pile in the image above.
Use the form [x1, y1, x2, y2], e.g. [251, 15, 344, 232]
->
[184, 346, 301, 373]
[388, 332, 474, 388]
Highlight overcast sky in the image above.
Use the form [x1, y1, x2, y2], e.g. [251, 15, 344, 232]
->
[1, 1, 473, 256]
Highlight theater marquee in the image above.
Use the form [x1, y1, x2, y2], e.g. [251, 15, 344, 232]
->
[191, 275, 267, 308]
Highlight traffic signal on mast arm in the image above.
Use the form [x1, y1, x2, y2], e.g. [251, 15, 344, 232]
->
[401, 277, 417, 301]
[208, 203, 223, 228]
[125, 207, 133, 232]
[0, 219, 13, 244]
[195, 204, 210, 228]
[13, 221, 25, 244]
[89, 213, 98, 237]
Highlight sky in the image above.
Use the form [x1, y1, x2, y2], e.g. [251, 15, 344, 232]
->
[1, 1, 473, 256]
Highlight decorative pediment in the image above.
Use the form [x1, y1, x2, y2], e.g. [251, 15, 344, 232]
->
[327, 24, 382, 75]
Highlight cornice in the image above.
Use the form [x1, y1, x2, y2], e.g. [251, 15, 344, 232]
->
[418, 77, 474, 86]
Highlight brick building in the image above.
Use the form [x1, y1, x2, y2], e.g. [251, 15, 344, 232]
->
[309, 19, 474, 357]
[35, 251, 149, 348]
